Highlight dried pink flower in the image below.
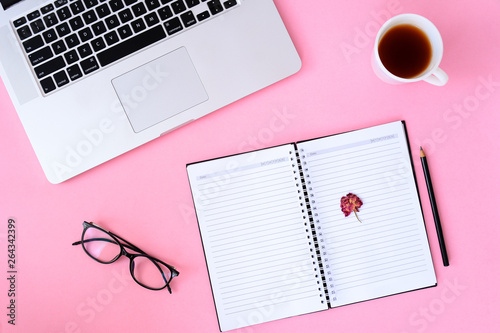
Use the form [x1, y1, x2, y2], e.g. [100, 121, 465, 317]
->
[340, 193, 363, 223]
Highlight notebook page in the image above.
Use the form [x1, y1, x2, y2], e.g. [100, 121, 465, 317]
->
[297, 121, 436, 307]
[187, 144, 328, 332]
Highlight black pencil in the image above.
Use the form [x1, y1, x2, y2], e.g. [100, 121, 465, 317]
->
[420, 147, 449, 267]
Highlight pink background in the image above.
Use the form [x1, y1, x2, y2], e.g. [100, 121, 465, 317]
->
[1, 0, 500, 332]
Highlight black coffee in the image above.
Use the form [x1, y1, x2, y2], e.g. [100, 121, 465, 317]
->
[378, 24, 432, 79]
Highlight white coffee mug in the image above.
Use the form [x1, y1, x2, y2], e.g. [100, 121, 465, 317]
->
[372, 14, 448, 86]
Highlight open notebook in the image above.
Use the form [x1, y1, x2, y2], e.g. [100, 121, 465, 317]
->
[187, 121, 436, 332]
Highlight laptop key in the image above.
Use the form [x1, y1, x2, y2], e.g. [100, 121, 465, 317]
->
[65, 33, 80, 48]
[78, 27, 94, 42]
[69, 16, 85, 30]
[97, 25, 166, 66]
[109, 0, 125, 12]
[41, 4, 55, 14]
[131, 3, 147, 17]
[43, 13, 59, 27]
[52, 40, 67, 54]
[223, 0, 236, 9]
[207, 0, 223, 15]
[84, 0, 100, 8]
[13, 17, 27, 27]
[30, 19, 45, 33]
[91, 21, 107, 35]
[64, 49, 79, 64]
[34, 55, 65, 78]
[131, 18, 146, 33]
[80, 56, 99, 74]
[56, 7, 72, 21]
[42, 28, 58, 43]
[145, 0, 160, 11]
[96, 4, 111, 18]
[66, 65, 83, 81]
[27, 10, 41, 21]
[54, 70, 70, 87]
[82, 10, 98, 24]
[164, 16, 182, 35]
[40, 76, 56, 93]
[171, 0, 186, 14]
[54, 0, 68, 8]
[185, 0, 199, 8]
[196, 10, 209, 21]
[17, 26, 32, 40]
[70, 1, 85, 15]
[91, 37, 106, 51]
[22, 35, 44, 53]
[144, 12, 160, 26]
[77, 43, 92, 58]
[104, 30, 119, 45]
[105, 14, 120, 29]
[180, 11, 196, 27]
[29, 46, 54, 66]
[158, 6, 173, 20]
[55, 22, 71, 37]
[117, 24, 133, 39]
[67, 64, 83, 80]
[118, 8, 133, 23]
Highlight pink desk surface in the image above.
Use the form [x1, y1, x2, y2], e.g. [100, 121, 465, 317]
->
[1, 0, 500, 332]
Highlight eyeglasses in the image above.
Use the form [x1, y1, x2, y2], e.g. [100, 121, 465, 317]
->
[72, 221, 179, 293]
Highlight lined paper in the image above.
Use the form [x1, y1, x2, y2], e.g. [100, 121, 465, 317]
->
[187, 144, 327, 332]
[297, 121, 436, 307]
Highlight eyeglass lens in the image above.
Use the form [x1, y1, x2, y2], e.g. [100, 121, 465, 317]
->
[83, 225, 172, 290]
[131, 256, 172, 289]
[83, 226, 121, 263]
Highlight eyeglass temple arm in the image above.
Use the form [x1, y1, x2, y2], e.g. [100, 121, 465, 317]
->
[80, 222, 149, 254]
[72, 238, 147, 255]
[73, 238, 178, 273]
[107, 232, 154, 255]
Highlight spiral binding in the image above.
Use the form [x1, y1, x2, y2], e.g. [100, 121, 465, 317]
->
[292, 145, 331, 307]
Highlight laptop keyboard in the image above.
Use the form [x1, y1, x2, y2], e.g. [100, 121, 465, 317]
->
[12, 0, 239, 95]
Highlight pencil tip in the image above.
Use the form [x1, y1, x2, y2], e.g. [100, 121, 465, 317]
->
[420, 147, 425, 157]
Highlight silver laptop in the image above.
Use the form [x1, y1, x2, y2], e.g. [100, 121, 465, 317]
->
[0, 0, 301, 183]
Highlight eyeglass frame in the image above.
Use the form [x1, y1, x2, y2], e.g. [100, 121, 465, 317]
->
[72, 221, 179, 293]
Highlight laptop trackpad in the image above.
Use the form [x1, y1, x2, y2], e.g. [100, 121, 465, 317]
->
[112, 47, 208, 133]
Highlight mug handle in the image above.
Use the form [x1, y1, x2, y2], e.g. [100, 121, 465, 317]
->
[424, 68, 448, 86]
